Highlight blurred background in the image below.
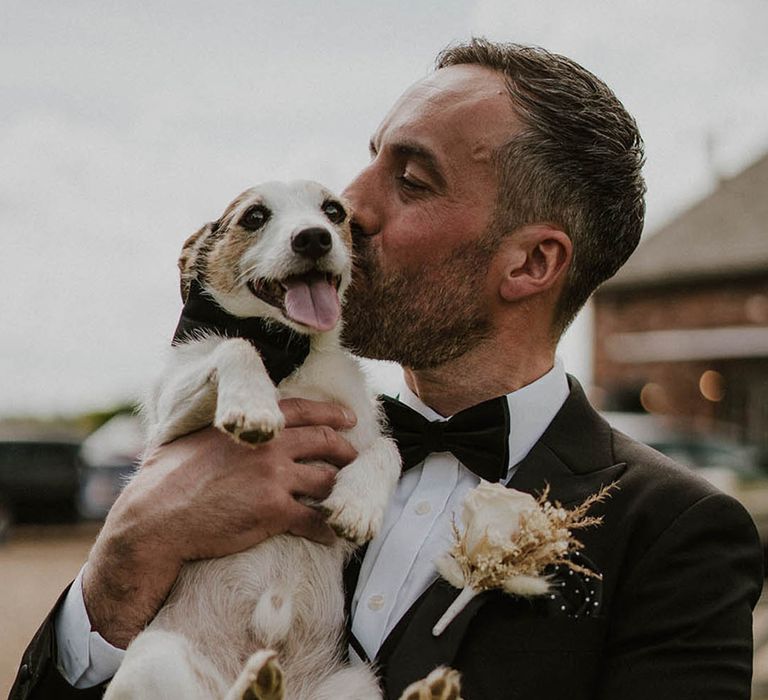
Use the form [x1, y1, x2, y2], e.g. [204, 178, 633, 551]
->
[2, 0, 768, 696]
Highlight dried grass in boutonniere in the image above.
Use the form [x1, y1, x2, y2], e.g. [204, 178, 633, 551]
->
[432, 480, 615, 636]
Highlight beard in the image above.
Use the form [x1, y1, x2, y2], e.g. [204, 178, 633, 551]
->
[341, 232, 497, 370]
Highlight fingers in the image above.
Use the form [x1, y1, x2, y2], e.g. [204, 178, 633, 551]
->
[279, 397, 356, 431]
[289, 463, 338, 501]
[281, 425, 358, 468]
[283, 500, 337, 546]
[144, 402, 358, 471]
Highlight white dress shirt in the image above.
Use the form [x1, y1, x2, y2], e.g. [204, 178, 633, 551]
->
[349, 359, 569, 660]
[55, 359, 569, 687]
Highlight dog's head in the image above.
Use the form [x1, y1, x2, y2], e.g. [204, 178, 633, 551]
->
[179, 180, 353, 334]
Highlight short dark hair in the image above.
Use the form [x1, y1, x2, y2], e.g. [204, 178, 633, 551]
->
[436, 38, 646, 335]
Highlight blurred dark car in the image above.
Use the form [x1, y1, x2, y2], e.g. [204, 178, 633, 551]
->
[601, 412, 763, 485]
[77, 414, 143, 520]
[0, 439, 82, 534]
[77, 458, 136, 520]
[601, 411, 768, 564]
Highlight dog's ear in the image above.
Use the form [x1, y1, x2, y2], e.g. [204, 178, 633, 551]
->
[178, 220, 220, 302]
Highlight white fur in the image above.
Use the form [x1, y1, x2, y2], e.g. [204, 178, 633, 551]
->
[106, 182, 403, 700]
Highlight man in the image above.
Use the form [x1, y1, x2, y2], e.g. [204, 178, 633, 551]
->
[11, 39, 763, 699]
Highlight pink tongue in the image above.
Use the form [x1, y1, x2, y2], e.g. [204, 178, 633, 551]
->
[283, 273, 341, 332]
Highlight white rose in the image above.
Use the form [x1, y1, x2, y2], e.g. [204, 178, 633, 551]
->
[460, 481, 539, 557]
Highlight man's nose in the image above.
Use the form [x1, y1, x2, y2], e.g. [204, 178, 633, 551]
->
[342, 167, 380, 237]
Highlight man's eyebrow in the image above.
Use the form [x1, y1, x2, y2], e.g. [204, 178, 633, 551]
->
[370, 137, 447, 188]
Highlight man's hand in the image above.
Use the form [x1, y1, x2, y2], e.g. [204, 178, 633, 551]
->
[82, 398, 357, 649]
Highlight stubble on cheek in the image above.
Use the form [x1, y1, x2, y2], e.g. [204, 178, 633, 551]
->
[341, 235, 494, 369]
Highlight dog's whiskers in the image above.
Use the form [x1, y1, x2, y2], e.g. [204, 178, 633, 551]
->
[236, 266, 261, 287]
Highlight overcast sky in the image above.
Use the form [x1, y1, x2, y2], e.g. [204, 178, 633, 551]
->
[2, 0, 767, 417]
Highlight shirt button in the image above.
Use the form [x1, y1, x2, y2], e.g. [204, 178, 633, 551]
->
[367, 594, 385, 611]
[414, 500, 432, 515]
[19, 663, 31, 681]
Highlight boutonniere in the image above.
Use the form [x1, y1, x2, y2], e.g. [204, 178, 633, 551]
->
[432, 480, 613, 636]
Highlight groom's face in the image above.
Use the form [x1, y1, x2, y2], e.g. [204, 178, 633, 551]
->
[341, 64, 520, 369]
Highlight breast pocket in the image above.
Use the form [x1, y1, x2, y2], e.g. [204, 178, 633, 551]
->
[476, 593, 608, 651]
[456, 599, 608, 699]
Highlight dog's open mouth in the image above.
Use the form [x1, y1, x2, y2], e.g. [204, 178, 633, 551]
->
[248, 271, 342, 332]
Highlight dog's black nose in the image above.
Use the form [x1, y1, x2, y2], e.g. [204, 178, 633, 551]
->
[292, 227, 333, 260]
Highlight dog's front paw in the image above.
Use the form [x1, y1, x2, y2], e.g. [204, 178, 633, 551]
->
[398, 667, 462, 700]
[228, 649, 284, 700]
[320, 493, 384, 546]
[215, 404, 285, 444]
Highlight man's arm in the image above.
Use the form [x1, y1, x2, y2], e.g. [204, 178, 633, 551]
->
[597, 491, 764, 700]
[9, 398, 357, 699]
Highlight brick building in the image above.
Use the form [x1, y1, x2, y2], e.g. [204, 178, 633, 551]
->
[593, 153, 768, 450]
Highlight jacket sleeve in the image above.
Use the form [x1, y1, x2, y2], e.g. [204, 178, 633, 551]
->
[596, 492, 764, 700]
[8, 587, 109, 700]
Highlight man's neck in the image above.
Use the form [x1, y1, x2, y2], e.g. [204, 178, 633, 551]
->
[403, 340, 557, 416]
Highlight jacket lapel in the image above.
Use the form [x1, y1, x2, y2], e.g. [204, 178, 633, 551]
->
[343, 543, 369, 662]
[376, 377, 626, 697]
[507, 376, 627, 504]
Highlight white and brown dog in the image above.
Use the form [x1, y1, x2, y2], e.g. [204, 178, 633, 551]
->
[104, 181, 461, 700]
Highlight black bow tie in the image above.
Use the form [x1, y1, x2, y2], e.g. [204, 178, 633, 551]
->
[172, 279, 311, 385]
[380, 394, 510, 482]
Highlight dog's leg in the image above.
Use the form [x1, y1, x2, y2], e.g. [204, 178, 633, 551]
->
[312, 663, 383, 700]
[226, 649, 284, 700]
[147, 337, 282, 446]
[212, 338, 284, 443]
[104, 630, 227, 700]
[397, 668, 463, 700]
[146, 348, 221, 446]
[321, 435, 401, 545]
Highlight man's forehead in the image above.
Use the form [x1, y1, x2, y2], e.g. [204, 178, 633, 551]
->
[372, 64, 519, 154]
[415, 64, 509, 99]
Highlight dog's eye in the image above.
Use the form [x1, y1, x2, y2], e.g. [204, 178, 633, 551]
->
[322, 200, 346, 225]
[240, 205, 271, 231]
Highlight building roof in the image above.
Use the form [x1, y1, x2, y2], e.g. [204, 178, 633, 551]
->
[602, 152, 768, 291]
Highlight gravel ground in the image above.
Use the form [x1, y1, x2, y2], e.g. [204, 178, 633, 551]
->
[2, 524, 768, 698]
[1, 523, 99, 697]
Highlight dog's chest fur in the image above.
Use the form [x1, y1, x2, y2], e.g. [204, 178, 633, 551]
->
[148, 333, 379, 672]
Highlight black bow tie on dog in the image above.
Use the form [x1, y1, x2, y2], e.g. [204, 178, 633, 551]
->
[173, 279, 310, 384]
[380, 394, 510, 482]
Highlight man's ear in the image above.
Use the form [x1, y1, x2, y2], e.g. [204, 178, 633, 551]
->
[497, 224, 572, 302]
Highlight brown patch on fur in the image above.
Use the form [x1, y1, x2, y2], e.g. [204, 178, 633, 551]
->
[178, 222, 216, 301]
[197, 189, 270, 297]
[431, 679, 447, 695]
[177, 190, 258, 301]
[220, 189, 259, 224]
[204, 228, 256, 295]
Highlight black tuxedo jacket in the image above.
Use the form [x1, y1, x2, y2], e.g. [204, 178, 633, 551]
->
[10, 380, 764, 699]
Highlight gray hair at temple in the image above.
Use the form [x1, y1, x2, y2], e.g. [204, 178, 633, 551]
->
[436, 38, 646, 336]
